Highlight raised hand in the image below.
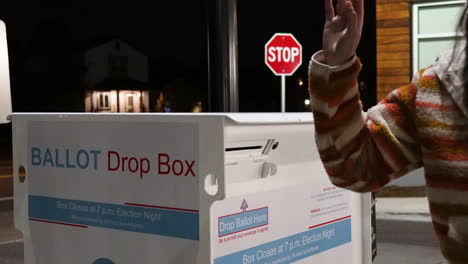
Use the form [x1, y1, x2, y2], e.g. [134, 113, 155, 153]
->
[323, 0, 364, 66]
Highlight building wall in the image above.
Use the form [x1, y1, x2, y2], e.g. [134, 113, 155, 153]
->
[376, 0, 427, 186]
[376, 0, 411, 101]
[85, 40, 149, 86]
[85, 92, 92, 112]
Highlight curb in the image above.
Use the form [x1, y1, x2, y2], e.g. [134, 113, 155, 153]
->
[375, 198, 438, 248]
[0, 239, 23, 264]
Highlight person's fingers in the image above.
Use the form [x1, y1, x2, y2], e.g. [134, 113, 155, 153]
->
[351, 0, 363, 16]
[337, 0, 345, 15]
[352, 0, 364, 30]
[325, 0, 335, 21]
[344, 2, 359, 38]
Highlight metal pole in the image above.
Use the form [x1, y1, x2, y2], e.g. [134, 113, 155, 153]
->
[281, 75, 286, 113]
[206, 0, 239, 112]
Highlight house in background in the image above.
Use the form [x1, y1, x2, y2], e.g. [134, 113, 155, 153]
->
[84, 39, 150, 112]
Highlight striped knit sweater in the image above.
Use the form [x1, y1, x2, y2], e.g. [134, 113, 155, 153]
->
[308, 49, 468, 264]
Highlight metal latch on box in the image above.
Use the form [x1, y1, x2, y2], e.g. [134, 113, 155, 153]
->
[225, 139, 278, 179]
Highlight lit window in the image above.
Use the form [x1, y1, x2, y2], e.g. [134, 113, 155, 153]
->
[126, 94, 134, 112]
[412, 0, 466, 75]
[98, 92, 111, 110]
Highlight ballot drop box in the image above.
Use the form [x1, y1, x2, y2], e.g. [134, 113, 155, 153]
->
[11, 113, 375, 264]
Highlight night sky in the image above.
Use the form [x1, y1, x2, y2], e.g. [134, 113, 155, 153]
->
[0, 1, 377, 148]
[237, 0, 376, 112]
[1, 2, 206, 68]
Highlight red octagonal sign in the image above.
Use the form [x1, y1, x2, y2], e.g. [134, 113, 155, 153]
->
[265, 33, 302, 76]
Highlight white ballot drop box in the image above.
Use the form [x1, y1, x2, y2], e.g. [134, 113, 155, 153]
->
[11, 113, 374, 264]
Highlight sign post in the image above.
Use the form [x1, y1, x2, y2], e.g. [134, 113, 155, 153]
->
[265, 33, 302, 113]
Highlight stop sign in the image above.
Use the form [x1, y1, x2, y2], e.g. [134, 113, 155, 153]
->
[265, 33, 302, 76]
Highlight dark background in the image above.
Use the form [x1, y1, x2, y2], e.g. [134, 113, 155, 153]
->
[238, 1, 376, 112]
[0, 0, 376, 157]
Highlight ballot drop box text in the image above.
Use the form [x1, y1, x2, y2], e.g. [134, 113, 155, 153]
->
[11, 113, 374, 264]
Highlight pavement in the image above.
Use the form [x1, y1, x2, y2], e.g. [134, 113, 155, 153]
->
[0, 159, 13, 199]
[0, 240, 22, 264]
[374, 243, 445, 264]
[375, 197, 439, 249]
[0, 210, 22, 264]
[374, 197, 446, 263]
[0, 211, 21, 243]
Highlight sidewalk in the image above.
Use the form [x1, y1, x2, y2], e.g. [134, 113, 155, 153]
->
[0, 210, 22, 244]
[376, 197, 438, 247]
[374, 242, 445, 264]
[0, 210, 22, 264]
[376, 197, 431, 222]
[0, 159, 13, 199]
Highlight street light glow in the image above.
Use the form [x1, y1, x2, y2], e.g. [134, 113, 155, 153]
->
[304, 99, 310, 106]
[298, 78, 304, 86]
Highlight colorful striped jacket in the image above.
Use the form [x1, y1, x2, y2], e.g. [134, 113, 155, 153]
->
[308, 49, 468, 263]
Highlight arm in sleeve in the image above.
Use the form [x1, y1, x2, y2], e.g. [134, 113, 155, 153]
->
[308, 51, 423, 193]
